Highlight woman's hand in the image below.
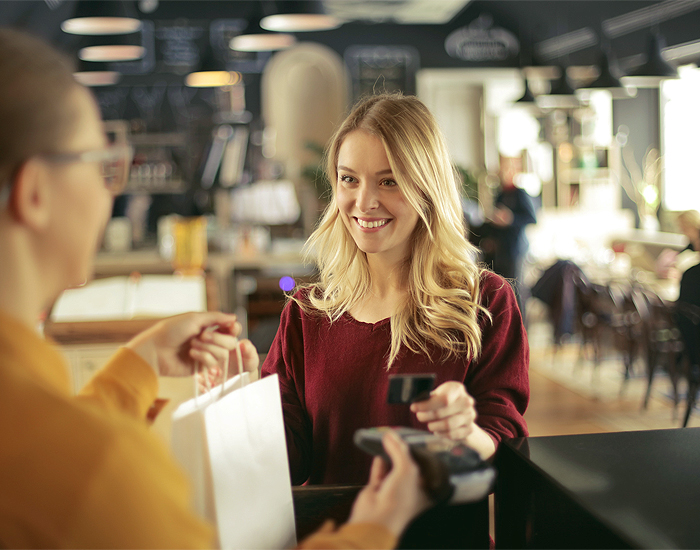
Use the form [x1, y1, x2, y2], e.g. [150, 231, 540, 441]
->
[347, 431, 431, 536]
[194, 329, 260, 391]
[124, 312, 258, 379]
[411, 381, 496, 460]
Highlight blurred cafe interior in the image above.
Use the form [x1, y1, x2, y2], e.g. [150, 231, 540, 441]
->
[3, 0, 700, 547]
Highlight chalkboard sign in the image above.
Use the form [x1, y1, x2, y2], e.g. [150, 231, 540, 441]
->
[94, 83, 216, 132]
[154, 19, 208, 75]
[209, 19, 271, 73]
[345, 45, 420, 100]
[101, 18, 272, 80]
[444, 14, 520, 62]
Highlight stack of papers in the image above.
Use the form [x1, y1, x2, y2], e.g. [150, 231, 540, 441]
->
[51, 275, 207, 322]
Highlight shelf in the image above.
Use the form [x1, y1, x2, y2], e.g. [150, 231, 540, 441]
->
[129, 133, 187, 147]
[560, 167, 612, 183]
[124, 179, 188, 194]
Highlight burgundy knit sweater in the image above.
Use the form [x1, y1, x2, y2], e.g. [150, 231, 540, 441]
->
[261, 271, 529, 485]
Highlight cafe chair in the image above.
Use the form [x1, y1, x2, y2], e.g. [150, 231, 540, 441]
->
[639, 288, 682, 413]
[573, 279, 614, 371]
[530, 259, 589, 348]
[573, 278, 658, 397]
[674, 301, 700, 427]
[611, 284, 648, 394]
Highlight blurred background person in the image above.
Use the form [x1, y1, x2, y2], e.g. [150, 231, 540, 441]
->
[478, 155, 537, 314]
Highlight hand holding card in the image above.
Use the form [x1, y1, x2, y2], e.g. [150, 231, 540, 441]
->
[387, 374, 436, 404]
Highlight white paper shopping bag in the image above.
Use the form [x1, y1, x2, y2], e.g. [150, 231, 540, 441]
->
[205, 374, 296, 550]
[171, 373, 296, 549]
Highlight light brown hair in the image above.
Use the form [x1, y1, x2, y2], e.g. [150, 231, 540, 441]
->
[300, 93, 489, 367]
[0, 28, 80, 193]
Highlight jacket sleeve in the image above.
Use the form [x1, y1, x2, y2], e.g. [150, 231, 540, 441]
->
[68, 423, 213, 549]
[510, 188, 537, 229]
[466, 273, 530, 443]
[75, 347, 158, 422]
[297, 521, 397, 550]
[261, 299, 314, 485]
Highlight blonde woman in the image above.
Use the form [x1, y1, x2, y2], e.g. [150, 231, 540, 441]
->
[261, 93, 529, 485]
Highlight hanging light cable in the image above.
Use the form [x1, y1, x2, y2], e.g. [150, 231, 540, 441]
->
[621, 32, 679, 88]
[578, 47, 636, 99]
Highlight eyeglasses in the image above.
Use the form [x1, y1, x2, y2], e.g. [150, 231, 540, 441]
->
[0, 144, 134, 209]
[40, 144, 134, 196]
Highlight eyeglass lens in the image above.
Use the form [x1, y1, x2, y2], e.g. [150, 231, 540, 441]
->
[101, 151, 130, 195]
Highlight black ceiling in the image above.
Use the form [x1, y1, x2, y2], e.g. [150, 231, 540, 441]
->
[1, 1, 699, 74]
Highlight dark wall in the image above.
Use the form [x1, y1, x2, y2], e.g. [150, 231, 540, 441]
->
[0, 0, 693, 224]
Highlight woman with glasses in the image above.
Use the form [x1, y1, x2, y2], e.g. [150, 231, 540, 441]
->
[0, 29, 428, 549]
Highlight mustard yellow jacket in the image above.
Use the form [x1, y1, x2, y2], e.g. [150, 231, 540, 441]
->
[0, 310, 395, 549]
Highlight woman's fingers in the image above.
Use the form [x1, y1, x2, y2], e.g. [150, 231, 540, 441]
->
[411, 382, 474, 420]
[175, 312, 238, 343]
[366, 456, 388, 491]
[413, 394, 474, 423]
[198, 323, 242, 348]
[427, 414, 477, 439]
[190, 340, 230, 370]
[232, 339, 260, 376]
[381, 431, 416, 479]
[410, 381, 477, 440]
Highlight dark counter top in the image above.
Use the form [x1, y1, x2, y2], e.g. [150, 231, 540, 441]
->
[496, 427, 700, 549]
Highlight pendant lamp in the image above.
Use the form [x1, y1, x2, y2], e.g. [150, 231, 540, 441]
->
[61, 2, 141, 35]
[515, 78, 537, 104]
[79, 45, 145, 62]
[621, 33, 679, 88]
[75, 25, 145, 62]
[185, 53, 241, 88]
[229, 16, 296, 52]
[578, 48, 636, 99]
[230, 33, 296, 52]
[73, 60, 121, 86]
[260, 1, 341, 32]
[537, 67, 581, 109]
[186, 70, 241, 88]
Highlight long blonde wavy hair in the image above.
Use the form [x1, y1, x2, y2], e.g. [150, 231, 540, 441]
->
[297, 93, 489, 368]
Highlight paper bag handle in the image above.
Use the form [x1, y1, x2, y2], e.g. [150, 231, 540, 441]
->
[193, 332, 246, 404]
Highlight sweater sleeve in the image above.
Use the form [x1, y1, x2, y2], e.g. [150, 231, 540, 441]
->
[467, 272, 530, 443]
[75, 347, 158, 422]
[297, 521, 397, 550]
[261, 298, 314, 485]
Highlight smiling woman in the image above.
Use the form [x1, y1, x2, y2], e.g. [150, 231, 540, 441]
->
[336, 130, 420, 264]
[261, 93, 530, 486]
